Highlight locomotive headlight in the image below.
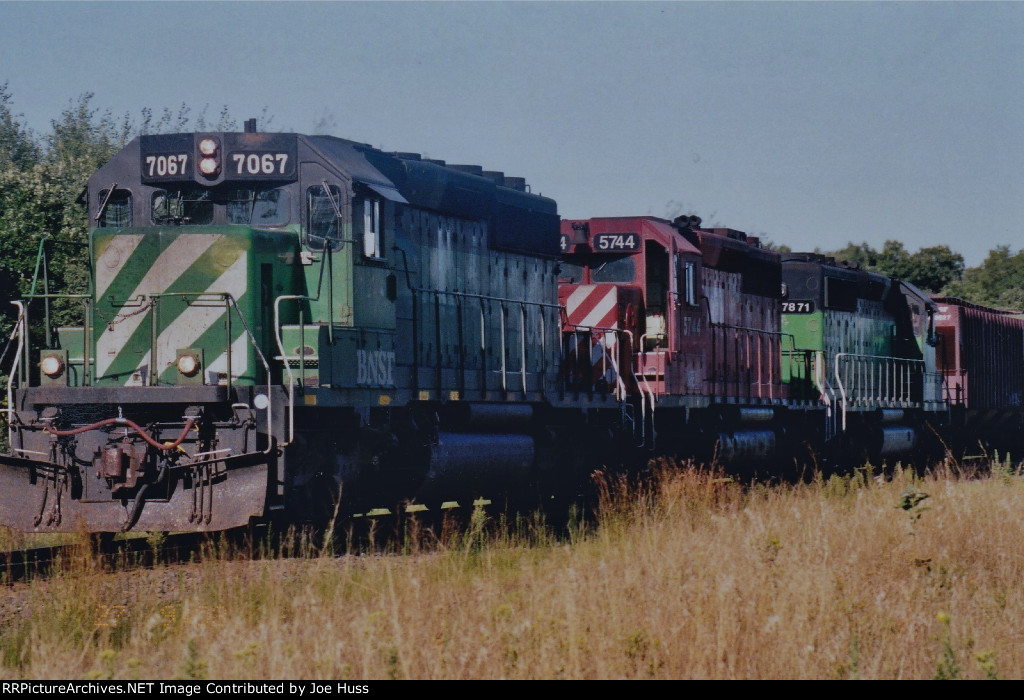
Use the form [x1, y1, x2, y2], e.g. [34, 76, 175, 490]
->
[40, 354, 64, 378]
[177, 353, 200, 377]
[199, 157, 220, 176]
[198, 138, 219, 156]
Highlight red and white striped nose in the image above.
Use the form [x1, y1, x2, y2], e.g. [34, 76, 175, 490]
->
[565, 285, 619, 330]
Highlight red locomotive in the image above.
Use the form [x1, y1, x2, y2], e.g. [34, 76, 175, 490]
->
[559, 215, 791, 466]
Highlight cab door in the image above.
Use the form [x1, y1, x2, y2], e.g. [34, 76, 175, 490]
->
[299, 161, 352, 327]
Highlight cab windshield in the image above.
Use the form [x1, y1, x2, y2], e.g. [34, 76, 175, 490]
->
[558, 260, 586, 284]
[152, 187, 212, 225]
[226, 188, 289, 226]
[152, 186, 290, 226]
[590, 255, 636, 283]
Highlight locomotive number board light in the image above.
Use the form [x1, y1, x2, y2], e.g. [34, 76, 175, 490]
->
[197, 136, 221, 178]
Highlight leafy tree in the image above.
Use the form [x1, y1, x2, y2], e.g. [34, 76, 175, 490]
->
[759, 239, 791, 253]
[0, 93, 130, 344]
[828, 241, 878, 269]
[0, 90, 43, 340]
[139, 103, 193, 135]
[0, 82, 38, 169]
[47, 93, 130, 175]
[943, 246, 1024, 309]
[905, 245, 965, 294]
[875, 240, 913, 280]
[826, 240, 964, 294]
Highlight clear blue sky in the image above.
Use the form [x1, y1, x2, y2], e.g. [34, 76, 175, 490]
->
[2, 1, 1021, 265]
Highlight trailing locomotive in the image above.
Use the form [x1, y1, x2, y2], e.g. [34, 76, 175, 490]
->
[1, 126, 1021, 536]
[559, 216, 795, 467]
[779, 253, 943, 463]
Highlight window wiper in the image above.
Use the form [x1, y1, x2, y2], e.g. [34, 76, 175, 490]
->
[248, 190, 258, 225]
[176, 190, 193, 224]
[321, 180, 343, 219]
[94, 182, 118, 224]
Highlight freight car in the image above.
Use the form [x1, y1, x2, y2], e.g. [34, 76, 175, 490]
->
[931, 296, 1024, 454]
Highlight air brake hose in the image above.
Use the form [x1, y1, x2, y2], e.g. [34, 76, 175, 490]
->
[43, 417, 196, 450]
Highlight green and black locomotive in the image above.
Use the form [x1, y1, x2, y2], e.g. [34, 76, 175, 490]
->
[0, 125, 571, 532]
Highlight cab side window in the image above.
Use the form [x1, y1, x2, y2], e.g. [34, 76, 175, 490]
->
[356, 195, 384, 259]
[684, 261, 698, 306]
[307, 185, 343, 246]
[97, 189, 133, 227]
[675, 255, 698, 307]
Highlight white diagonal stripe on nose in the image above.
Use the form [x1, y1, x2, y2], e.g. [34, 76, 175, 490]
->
[576, 287, 618, 330]
[96, 234, 223, 377]
[94, 234, 145, 301]
[205, 333, 251, 383]
[138, 251, 248, 379]
[565, 286, 593, 317]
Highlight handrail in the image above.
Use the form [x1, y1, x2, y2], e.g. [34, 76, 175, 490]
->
[21, 293, 95, 386]
[563, 323, 631, 400]
[393, 245, 561, 398]
[809, 350, 837, 440]
[422, 287, 562, 310]
[223, 293, 274, 455]
[636, 333, 669, 378]
[708, 322, 792, 401]
[834, 352, 925, 431]
[273, 243, 335, 447]
[635, 333, 661, 448]
[411, 287, 561, 398]
[6, 302, 26, 448]
[27, 237, 93, 353]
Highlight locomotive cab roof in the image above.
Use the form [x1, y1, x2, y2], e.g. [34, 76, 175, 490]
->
[85, 131, 560, 258]
[560, 216, 701, 256]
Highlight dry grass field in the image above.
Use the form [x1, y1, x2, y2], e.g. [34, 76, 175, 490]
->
[1, 459, 1023, 680]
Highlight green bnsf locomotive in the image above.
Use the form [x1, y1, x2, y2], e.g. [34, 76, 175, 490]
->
[0, 126, 568, 532]
[779, 253, 943, 462]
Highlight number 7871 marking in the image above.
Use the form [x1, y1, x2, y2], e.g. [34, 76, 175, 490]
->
[782, 301, 814, 313]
